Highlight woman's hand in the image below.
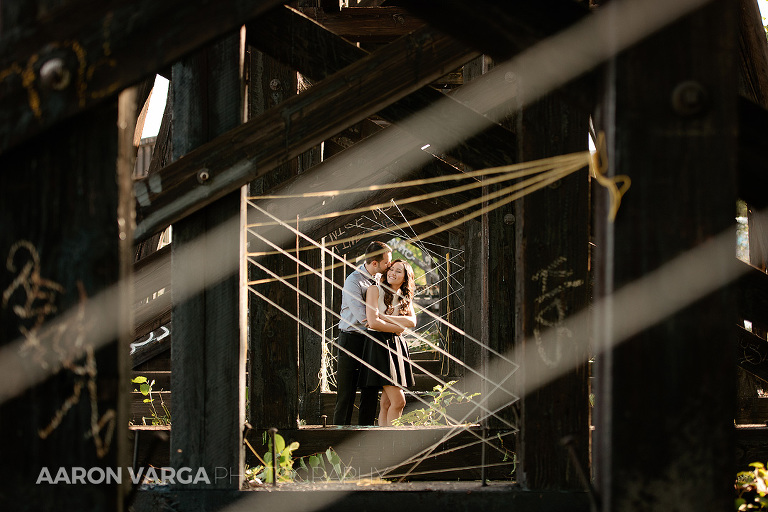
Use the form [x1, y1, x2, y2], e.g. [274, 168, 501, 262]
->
[366, 285, 415, 333]
[378, 303, 416, 330]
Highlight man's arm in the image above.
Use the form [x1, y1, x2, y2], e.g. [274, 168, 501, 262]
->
[343, 273, 369, 327]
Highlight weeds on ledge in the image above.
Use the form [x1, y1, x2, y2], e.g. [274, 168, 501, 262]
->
[130, 375, 170, 426]
[393, 380, 480, 426]
[737, 462, 768, 510]
[245, 431, 365, 486]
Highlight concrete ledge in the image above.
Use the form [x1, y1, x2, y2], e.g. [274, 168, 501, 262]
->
[130, 483, 592, 512]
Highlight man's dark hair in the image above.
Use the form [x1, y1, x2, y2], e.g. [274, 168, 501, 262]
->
[364, 241, 392, 264]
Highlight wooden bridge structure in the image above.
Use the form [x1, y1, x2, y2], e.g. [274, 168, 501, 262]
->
[1, 0, 768, 510]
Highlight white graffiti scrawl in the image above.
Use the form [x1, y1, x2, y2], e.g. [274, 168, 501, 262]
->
[532, 257, 584, 367]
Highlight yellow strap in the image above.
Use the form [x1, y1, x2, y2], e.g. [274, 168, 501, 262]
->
[590, 132, 631, 222]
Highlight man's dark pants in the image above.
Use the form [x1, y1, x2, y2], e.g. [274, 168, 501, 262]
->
[333, 330, 379, 425]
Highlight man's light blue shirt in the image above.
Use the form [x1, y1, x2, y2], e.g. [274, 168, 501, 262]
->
[338, 264, 377, 332]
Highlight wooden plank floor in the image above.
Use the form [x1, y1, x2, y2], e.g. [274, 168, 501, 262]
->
[130, 425, 517, 481]
[131, 483, 591, 512]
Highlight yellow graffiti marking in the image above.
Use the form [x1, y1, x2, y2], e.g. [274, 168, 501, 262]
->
[3, 240, 64, 340]
[21, 54, 41, 117]
[532, 257, 584, 368]
[0, 30, 119, 117]
[2, 241, 116, 458]
[87, 57, 119, 100]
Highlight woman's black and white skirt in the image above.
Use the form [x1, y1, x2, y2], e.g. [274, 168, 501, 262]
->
[358, 330, 415, 388]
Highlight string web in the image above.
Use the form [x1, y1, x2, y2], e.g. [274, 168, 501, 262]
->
[247, 209, 518, 478]
[245, 151, 598, 480]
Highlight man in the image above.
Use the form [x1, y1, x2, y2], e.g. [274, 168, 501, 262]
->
[333, 240, 392, 425]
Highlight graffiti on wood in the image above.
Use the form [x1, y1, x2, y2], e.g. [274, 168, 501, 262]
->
[2, 240, 115, 458]
[0, 13, 119, 121]
[325, 206, 394, 252]
[532, 256, 584, 368]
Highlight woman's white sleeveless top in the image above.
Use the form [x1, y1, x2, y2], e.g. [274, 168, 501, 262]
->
[376, 283, 400, 317]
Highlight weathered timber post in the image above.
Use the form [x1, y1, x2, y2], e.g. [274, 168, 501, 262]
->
[513, 88, 591, 490]
[461, 56, 499, 420]
[462, 54, 525, 433]
[299, 244, 324, 424]
[738, 0, 768, 407]
[0, 102, 126, 509]
[592, 0, 736, 509]
[170, 33, 247, 490]
[445, 234, 467, 377]
[246, 48, 301, 430]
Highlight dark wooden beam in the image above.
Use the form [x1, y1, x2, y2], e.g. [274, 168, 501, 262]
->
[738, 96, 768, 209]
[247, 5, 518, 173]
[252, 135, 479, 249]
[393, 0, 589, 61]
[736, 259, 768, 329]
[393, 0, 596, 115]
[0, 103, 123, 508]
[247, 49, 302, 431]
[737, 0, 768, 108]
[298, 6, 426, 43]
[299, 247, 324, 424]
[131, 325, 171, 369]
[134, 82, 174, 260]
[134, 244, 172, 340]
[134, 24, 478, 241]
[591, 1, 736, 508]
[444, 230, 466, 376]
[737, 427, 768, 469]
[0, 0, 285, 155]
[298, 118, 479, 238]
[130, 486, 591, 512]
[740, 6, 768, 415]
[512, 88, 590, 489]
[169, 34, 245, 490]
[462, 217, 484, 388]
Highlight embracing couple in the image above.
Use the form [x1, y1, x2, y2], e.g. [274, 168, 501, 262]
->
[333, 241, 416, 426]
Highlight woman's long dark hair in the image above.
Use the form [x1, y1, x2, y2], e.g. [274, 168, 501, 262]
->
[382, 259, 415, 315]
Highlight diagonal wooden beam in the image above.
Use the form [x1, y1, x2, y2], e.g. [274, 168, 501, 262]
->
[134, 25, 478, 242]
[737, 0, 768, 109]
[0, 0, 284, 155]
[394, 0, 590, 61]
[736, 258, 768, 329]
[393, 0, 595, 114]
[293, 157, 478, 243]
[298, 6, 427, 43]
[247, 5, 518, 171]
[245, 110, 481, 240]
[738, 96, 768, 210]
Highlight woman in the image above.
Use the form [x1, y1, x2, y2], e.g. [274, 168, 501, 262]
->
[358, 259, 417, 426]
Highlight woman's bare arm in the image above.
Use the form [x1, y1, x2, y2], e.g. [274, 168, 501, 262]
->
[365, 285, 405, 333]
[379, 304, 416, 329]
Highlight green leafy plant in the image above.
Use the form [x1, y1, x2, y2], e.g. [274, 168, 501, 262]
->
[297, 447, 354, 482]
[246, 431, 301, 484]
[131, 375, 170, 426]
[407, 330, 442, 354]
[244, 433, 356, 485]
[496, 432, 518, 479]
[392, 380, 480, 426]
[736, 462, 768, 510]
